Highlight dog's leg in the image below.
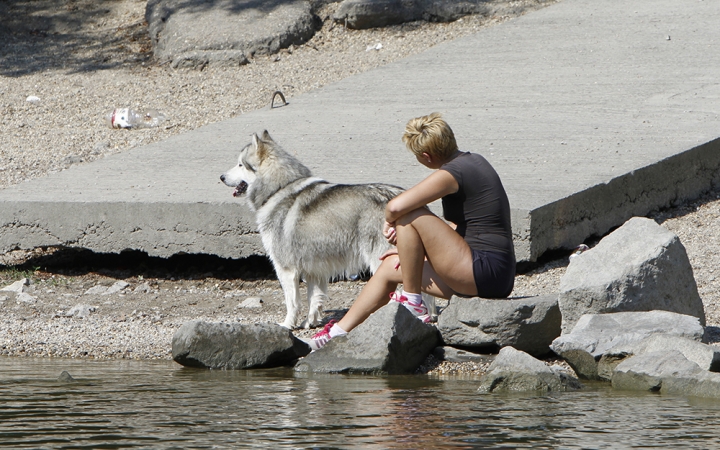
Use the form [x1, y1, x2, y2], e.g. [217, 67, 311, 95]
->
[301, 277, 328, 329]
[276, 267, 302, 329]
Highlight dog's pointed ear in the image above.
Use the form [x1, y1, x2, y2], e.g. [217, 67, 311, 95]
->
[261, 130, 272, 142]
[252, 132, 269, 161]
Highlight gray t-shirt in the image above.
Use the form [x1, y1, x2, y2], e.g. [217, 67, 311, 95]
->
[440, 151, 514, 255]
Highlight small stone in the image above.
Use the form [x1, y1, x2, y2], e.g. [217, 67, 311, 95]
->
[84, 285, 108, 295]
[62, 155, 84, 166]
[58, 371, 76, 382]
[240, 297, 263, 308]
[67, 304, 97, 318]
[105, 281, 130, 295]
[16, 293, 36, 304]
[1, 278, 30, 293]
[133, 282, 152, 294]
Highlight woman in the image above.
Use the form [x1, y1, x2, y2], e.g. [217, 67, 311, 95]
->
[309, 113, 515, 350]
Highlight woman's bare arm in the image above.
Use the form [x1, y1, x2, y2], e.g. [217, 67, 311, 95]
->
[385, 169, 458, 223]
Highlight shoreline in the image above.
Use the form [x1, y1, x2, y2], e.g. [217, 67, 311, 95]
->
[2, 0, 720, 374]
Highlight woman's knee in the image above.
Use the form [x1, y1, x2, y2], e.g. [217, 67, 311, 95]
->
[375, 256, 402, 282]
[395, 207, 432, 227]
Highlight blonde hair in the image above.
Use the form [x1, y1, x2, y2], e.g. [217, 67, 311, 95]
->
[402, 112, 458, 160]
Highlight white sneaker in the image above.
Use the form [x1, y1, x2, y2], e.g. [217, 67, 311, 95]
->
[307, 320, 336, 351]
[389, 292, 431, 323]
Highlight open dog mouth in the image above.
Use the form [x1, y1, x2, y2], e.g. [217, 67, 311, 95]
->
[233, 181, 248, 197]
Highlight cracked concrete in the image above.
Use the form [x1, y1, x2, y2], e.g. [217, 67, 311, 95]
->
[1, 0, 719, 263]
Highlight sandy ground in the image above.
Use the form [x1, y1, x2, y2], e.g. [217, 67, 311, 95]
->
[1, 0, 719, 376]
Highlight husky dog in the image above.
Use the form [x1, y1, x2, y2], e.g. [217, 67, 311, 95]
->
[221, 131, 403, 329]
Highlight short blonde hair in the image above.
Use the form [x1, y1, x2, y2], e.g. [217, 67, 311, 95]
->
[402, 112, 458, 160]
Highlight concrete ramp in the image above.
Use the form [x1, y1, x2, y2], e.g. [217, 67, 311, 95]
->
[1, 0, 719, 263]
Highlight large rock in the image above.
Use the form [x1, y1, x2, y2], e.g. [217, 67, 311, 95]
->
[613, 350, 720, 399]
[661, 367, 720, 399]
[437, 295, 561, 357]
[146, 0, 318, 68]
[550, 311, 705, 380]
[597, 334, 720, 380]
[332, 0, 552, 29]
[172, 321, 310, 369]
[558, 217, 705, 333]
[612, 350, 703, 392]
[477, 347, 583, 393]
[333, 0, 491, 29]
[295, 302, 439, 375]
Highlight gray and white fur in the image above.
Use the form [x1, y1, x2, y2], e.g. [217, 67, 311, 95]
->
[221, 130, 403, 329]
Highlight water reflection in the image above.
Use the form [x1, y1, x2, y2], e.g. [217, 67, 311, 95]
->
[2, 357, 720, 448]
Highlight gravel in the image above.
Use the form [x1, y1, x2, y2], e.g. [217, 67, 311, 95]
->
[2, 0, 719, 377]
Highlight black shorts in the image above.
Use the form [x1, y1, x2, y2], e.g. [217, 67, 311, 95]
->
[471, 249, 515, 298]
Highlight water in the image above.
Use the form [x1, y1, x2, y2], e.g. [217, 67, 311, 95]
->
[2, 357, 720, 449]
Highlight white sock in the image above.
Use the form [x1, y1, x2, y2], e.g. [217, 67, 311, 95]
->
[329, 323, 348, 338]
[402, 290, 423, 306]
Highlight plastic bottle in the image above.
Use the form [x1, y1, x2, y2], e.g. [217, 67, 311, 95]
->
[106, 108, 166, 129]
[569, 244, 590, 260]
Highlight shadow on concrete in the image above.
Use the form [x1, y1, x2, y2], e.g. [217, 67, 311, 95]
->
[0, 249, 276, 281]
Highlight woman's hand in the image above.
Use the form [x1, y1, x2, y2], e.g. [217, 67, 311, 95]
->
[379, 247, 401, 270]
[383, 221, 397, 245]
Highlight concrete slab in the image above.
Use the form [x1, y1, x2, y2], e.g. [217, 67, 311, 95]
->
[1, 0, 719, 263]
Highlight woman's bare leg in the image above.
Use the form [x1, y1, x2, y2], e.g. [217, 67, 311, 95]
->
[336, 248, 460, 333]
[395, 208, 477, 296]
[335, 207, 476, 334]
[336, 256, 402, 332]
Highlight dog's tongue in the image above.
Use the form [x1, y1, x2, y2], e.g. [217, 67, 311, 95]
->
[232, 181, 248, 197]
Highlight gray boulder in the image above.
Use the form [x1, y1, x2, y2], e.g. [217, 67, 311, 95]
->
[598, 334, 720, 380]
[333, 0, 492, 29]
[613, 350, 720, 399]
[550, 311, 705, 380]
[612, 350, 703, 392]
[146, 0, 317, 67]
[172, 321, 310, 369]
[170, 50, 249, 70]
[295, 302, 439, 375]
[477, 347, 583, 393]
[437, 295, 561, 357]
[661, 367, 720, 399]
[558, 217, 705, 333]
[332, 0, 552, 29]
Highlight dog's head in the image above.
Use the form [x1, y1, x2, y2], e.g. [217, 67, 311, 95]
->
[221, 130, 313, 209]
[220, 131, 273, 197]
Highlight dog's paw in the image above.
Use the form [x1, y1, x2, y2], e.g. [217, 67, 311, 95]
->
[298, 319, 318, 330]
[301, 313, 324, 329]
[278, 320, 295, 330]
[303, 308, 323, 329]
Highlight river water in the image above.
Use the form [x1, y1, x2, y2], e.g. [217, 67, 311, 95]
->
[2, 357, 720, 449]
